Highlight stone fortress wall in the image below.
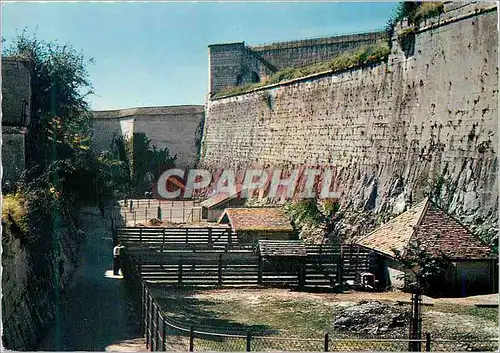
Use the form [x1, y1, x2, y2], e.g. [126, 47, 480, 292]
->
[92, 105, 204, 167]
[200, 1, 498, 236]
[1, 57, 32, 185]
[208, 31, 387, 96]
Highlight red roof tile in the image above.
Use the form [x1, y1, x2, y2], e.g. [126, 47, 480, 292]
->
[356, 198, 492, 260]
[218, 207, 293, 232]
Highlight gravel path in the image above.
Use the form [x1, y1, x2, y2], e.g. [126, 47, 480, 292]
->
[39, 207, 146, 351]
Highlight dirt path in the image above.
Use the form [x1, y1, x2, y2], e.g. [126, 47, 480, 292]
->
[39, 207, 146, 351]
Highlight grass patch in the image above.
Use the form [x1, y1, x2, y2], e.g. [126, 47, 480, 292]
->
[213, 43, 390, 99]
[2, 193, 29, 235]
[428, 303, 498, 323]
[411, 2, 444, 25]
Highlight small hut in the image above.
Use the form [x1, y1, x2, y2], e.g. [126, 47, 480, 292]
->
[218, 207, 296, 244]
[200, 188, 246, 222]
[356, 198, 497, 297]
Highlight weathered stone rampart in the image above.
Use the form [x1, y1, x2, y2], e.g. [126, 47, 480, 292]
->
[208, 31, 387, 96]
[201, 2, 498, 241]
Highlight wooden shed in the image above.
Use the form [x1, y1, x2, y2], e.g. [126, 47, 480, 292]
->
[200, 188, 246, 222]
[356, 198, 498, 297]
[218, 207, 296, 244]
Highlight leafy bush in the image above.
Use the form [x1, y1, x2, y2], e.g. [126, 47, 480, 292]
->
[2, 193, 29, 235]
[214, 43, 390, 99]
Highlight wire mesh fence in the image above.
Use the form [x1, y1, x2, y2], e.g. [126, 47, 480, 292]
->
[122, 251, 499, 352]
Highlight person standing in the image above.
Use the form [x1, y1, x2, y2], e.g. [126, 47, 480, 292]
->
[113, 243, 124, 275]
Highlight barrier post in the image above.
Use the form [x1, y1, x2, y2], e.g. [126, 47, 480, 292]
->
[324, 332, 329, 352]
[425, 333, 431, 352]
[246, 330, 252, 352]
[162, 317, 168, 351]
[189, 326, 194, 352]
[218, 254, 223, 286]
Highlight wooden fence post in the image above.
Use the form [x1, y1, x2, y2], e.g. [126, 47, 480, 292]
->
[218, 254, 223, 287]
[337, 246, 344, 292]
[141, 281, 145, 335]
[324, 332, 329, 352]
[189, 326, 194, 352]
[258, 254, 263, 285]
[145, 293, 150, 349]
[162, 317, 168, 351]
[298, 261, 305, 290]
[246, 330, 252, 352]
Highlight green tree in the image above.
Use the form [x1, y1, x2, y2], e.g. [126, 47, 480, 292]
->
[4, 30, 95, 173]
[392, 238, 452, 294]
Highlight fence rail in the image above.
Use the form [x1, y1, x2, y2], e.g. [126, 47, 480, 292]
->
[108, 199, 203, 225]
[116, 226, 236, 247]
[122, 239, 378, 289]
[121, 251, 498, 352]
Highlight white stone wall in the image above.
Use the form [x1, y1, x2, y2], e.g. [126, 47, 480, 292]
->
[92, 105, 204, 167]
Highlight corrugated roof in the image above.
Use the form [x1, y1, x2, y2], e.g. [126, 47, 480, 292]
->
[218, 207, 293, 232]
[356, 198, 493, 260]
[258, 240, 307, 257]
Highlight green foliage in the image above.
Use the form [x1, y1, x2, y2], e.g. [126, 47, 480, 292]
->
[4, 30, 94, 173]
[386, 2, 444, 40]
[2, 193, 29, 235]
[285, 199, 325, 226]
[392, 238, 452, 292]
[95, 150, 131, 199]
[111, 133, 177, 197]
[411, 2, 444, 25]
[213, 43, 390, 99]
[2, 31, 100, 248]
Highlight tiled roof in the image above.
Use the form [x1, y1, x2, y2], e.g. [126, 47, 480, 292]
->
[356, 199, 428, 258]
[218, 207, 293, 232]
[414, 204, 492, 259]
[258, 240, 307, 257]
[356, 198, 493, 260]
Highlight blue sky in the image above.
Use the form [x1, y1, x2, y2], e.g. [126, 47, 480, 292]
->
[2, 1, 398, 111]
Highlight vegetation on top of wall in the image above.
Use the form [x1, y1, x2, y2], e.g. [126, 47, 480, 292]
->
[411, 2, 444, 25]
[386, 2, 444, 41]
[213, 43, 390, 99]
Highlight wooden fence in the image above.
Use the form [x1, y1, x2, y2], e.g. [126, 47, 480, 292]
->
[119, 227, 378, 289]
[116, 226, 236, 247]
